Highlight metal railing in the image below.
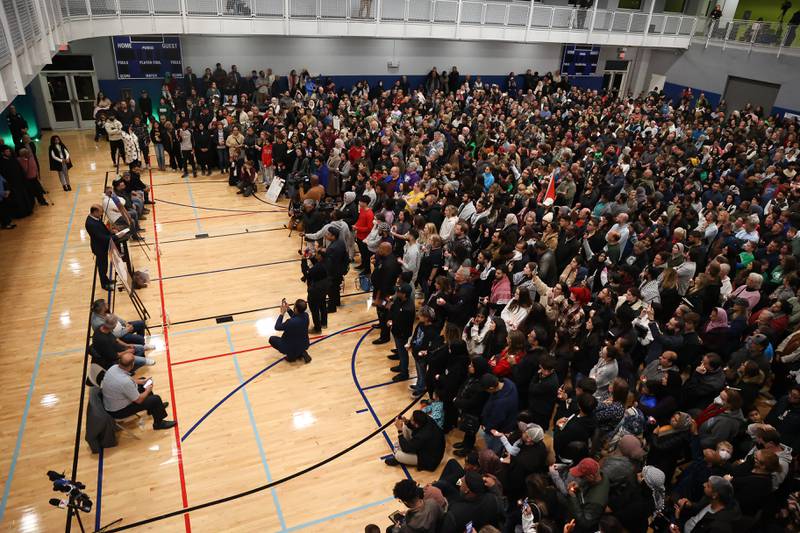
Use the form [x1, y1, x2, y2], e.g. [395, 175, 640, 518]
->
[696, 16, 800, 56]
[52, 0, 697, 40]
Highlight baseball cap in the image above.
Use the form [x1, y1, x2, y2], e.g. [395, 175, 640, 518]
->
[480, 374, 499, 390]
[569, 457, 600, 478]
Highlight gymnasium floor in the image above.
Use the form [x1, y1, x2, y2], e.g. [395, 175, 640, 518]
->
[0, 130, 450, 532]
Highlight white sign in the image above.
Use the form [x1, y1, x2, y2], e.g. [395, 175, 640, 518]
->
[266, 177, 285, 203]
[108, 241, 132, 294]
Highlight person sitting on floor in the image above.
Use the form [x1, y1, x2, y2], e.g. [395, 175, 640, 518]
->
[269, 298, 312, 364]
[101, 351, 175, 430]
[385, 410, 445, 471]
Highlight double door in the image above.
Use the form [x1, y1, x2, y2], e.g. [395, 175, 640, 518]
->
[40, 72, 98, 130]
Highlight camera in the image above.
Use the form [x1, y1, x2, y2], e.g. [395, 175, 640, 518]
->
[47, 470, 93, 513]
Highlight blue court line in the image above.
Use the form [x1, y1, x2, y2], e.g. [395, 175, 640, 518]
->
[43, 347, 85, 358]
[355, 408, 368, 414]
[181, 319, 377, 442]
[361, 375, 417, 392]
[350, 329, 412, 480]
[283, 496, 394, 532]
[225, 326, 287, 531]
[94, 448, 105, 532]
[0, 185, 81, 523]
[183, 176, 204, 235]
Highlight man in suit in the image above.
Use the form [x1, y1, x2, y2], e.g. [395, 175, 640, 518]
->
[322, 225, 349, 313]
[269, 298, 312, 364]
[371, 242, 401, 345]
[85, 204, 115, 291]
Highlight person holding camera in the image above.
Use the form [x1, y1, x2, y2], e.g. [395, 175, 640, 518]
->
[301, 248, 329, 334]
[322, 225, 349, 313]
[269, 298, 312, 364]
[101, 351, 175, 430]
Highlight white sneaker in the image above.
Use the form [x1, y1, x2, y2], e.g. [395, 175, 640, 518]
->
[144, 358, 156, 366]
[144, 344, 156, 351]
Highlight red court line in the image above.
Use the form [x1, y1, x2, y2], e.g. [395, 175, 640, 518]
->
[170, 326, 374, 366]
[160, 211, 260, 224]
[149, 170, 193, 533]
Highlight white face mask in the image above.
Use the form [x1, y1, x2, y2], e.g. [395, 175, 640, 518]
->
[718, 449, 731, 461]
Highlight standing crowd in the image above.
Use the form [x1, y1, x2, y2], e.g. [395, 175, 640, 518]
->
[92, 62, 800, 532]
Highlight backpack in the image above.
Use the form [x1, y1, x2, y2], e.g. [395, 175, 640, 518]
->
[357, 273, 372, 293]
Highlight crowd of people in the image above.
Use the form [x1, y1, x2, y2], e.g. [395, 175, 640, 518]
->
[0, 106, 64, 229]
[88, 60, 800, 532]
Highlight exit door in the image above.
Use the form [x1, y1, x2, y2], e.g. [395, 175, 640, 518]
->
[40, 72, 98, 130]
[602, 71, 627, 94]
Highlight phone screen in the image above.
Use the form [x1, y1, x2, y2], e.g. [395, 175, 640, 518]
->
[144, 379, 153, 388]
[465, 522, 474, 533]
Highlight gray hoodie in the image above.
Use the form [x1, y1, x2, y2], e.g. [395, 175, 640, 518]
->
[699, 409, 745, 449]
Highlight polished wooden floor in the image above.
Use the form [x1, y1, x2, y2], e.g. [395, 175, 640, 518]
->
[0, 130, 455, 532]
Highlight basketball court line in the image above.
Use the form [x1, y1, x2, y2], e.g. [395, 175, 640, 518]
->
[181, 176, 204, 236]
[226, 325, 288, 530]
[0, 186, 81, 523]
[156, 257, 301, 281]
[150, 173, 193, 533]
[281, 496, 394, 532]
[350, 328, 414, 480]
[180, 320, 378, 442]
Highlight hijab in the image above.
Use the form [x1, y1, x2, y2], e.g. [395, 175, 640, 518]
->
[343, 190, 356, 205]
[668, 243, 685, 267]
[642, 465, 666, 514]
[705, 307, 729, 332]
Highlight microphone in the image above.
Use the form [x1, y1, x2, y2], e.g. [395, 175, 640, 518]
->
[49, 498, 68, 509]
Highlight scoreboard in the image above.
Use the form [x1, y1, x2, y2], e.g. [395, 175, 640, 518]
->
[113, 35, 183, 79]
[561, 44, 600, 76]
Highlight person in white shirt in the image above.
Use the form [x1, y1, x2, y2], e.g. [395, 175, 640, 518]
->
[735, 221, 760, 244]
[439, 205, 459, 242]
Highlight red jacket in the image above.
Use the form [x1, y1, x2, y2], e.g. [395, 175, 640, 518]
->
[353, 207, 374, 241]
[261, 144, 273, 167]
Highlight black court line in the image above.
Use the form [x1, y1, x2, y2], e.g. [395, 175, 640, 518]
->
[130, 226, 287, 246]
[151, 179, 230, 186]
[156, 257, 302, 281]
[155, 197, 284, 214]
[102, 392, 422, 532]
[151, 290, 370, 328]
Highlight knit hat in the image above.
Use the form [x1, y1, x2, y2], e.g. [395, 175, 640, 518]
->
[569, 457, 600, 478]
[343, 191, 356, 204]
[708, 475, 734, 503]
[377, 222, 391, 233]
[523, 424, 545, 444]
[618, 435, 645, 460]
[642, 466, 666, 513]
[463, 471, 487, 494]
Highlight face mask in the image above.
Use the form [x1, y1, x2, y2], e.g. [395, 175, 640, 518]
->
[718, 449, 731, 461]
[713, 395, 724, 406]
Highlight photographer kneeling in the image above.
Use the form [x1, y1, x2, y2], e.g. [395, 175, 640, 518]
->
[269, 298, 312, 364]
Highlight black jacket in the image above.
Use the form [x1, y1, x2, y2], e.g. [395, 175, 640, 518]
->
[528, 372, 560, 429]
[398, 416, 445, 471]
[85, 215, 113, 257]
[554, 414, 596, 460]
[440, 492, 505, 533]
[503, 441, 549, 501]
[444, 282, 477, 328]
[85, 387, 117, 453]
[371, 253, 401, 298]
[390, 298, 415, 338]
[323, 238, 349, 278]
